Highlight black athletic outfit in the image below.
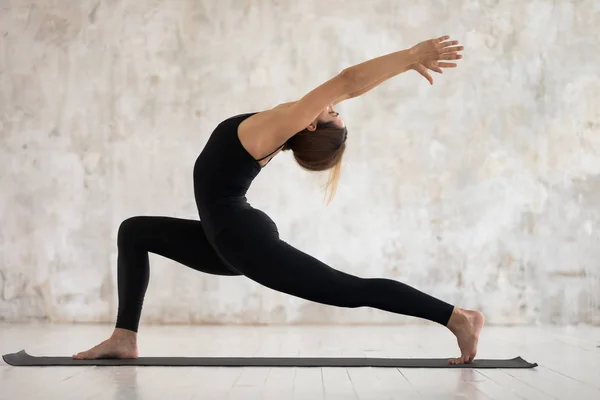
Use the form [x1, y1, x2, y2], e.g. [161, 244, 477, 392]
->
[115, 113, 454, 332]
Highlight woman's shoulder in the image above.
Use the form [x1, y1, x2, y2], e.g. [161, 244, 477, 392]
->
[237, 107, 291, 160]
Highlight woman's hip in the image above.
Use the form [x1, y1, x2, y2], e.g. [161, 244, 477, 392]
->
[209, 209, 279, 261]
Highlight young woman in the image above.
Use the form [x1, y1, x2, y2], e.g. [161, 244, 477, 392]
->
[74, 35, 484, 365]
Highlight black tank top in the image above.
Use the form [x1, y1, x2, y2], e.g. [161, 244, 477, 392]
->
[193, 113, 282, 236]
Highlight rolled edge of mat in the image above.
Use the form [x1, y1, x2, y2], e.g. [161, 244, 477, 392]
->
[2, 349, 27, 366]
[511, 356, 538, 367]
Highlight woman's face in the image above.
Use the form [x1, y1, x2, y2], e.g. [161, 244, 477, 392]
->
[308, 104, 345, 131]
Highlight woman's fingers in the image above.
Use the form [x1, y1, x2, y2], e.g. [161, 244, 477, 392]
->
[425, 61, 443, 74]
[438, 62, 458, 68]
[440, 45, 464, 54]
[438, 52, 463, 60]
[414, 36, 463, 68]
[414, 64, 433, 85]
[440, 40, 460, 48]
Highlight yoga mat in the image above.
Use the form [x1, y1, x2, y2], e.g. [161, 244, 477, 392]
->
[3, 350, 537, 368]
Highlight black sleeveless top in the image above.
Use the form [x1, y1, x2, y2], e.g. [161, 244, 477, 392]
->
[193, 113, 283, 237]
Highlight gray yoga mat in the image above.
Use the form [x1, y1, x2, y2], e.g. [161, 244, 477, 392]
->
[3, 350, 537, 368]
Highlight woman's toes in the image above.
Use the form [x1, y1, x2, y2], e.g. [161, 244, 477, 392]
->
[449, 355, 474, 365]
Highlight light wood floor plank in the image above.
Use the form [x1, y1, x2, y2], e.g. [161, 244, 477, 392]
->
[229, 367, 271, 399]
[476, 369, 557, 400]
[263, 367, 295, 399]
[346, 368, 391, 400]
[322, 368, 358, 399]
[293, 367, 325, 400]
[503, 366, 600, 400]
[401, 368, 493, 399]
[468, 373, 528, 400]
[490, 327, 600, 390]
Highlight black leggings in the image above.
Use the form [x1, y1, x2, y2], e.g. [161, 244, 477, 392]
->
[115, 215, 455, 332]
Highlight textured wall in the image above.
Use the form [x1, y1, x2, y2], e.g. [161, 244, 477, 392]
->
[1, 0, 599, 325]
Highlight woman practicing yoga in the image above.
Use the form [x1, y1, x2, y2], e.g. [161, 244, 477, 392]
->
[75, 35, 484, 365]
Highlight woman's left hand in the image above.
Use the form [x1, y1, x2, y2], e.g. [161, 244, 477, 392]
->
[409, 60, 458, 85]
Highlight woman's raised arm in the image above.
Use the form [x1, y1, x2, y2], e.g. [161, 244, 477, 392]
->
[267, 35, 463, 144]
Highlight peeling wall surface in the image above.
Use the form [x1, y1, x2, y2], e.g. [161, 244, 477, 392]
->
[1, 0, 599, 325]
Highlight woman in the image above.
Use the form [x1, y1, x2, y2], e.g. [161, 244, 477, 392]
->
[75, 35, 483, 365]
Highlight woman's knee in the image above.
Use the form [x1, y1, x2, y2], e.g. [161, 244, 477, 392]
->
[332, 276, 369, 308]
[117, 216, 150, 248]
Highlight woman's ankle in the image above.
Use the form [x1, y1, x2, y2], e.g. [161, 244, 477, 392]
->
[446, 307, 468, 334]
[111, 327, 138, 341]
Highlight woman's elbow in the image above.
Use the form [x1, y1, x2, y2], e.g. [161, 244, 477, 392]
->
[339, 68, 358, 94]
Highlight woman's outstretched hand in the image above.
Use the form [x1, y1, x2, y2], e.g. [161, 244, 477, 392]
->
[408, 35, 464, 85]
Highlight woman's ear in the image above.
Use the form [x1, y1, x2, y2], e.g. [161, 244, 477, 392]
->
[306, 121, 317, 132]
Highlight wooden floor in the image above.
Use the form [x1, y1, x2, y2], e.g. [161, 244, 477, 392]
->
[1, 323, 599, 399]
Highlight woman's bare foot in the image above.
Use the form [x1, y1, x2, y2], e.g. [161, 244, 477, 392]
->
[446, 307, 485, 365]
[73, 328, 138, 359]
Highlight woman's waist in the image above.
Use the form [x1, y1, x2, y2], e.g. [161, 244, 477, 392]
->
[196, 196, 252, 228]
[196, 195, 251, 210]
[199, 202, 279, 239]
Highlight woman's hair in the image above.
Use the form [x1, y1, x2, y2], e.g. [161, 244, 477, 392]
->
[282, 121, 348, 204]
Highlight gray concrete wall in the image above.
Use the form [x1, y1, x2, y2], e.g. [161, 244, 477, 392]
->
[1, 0, 599, 325]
